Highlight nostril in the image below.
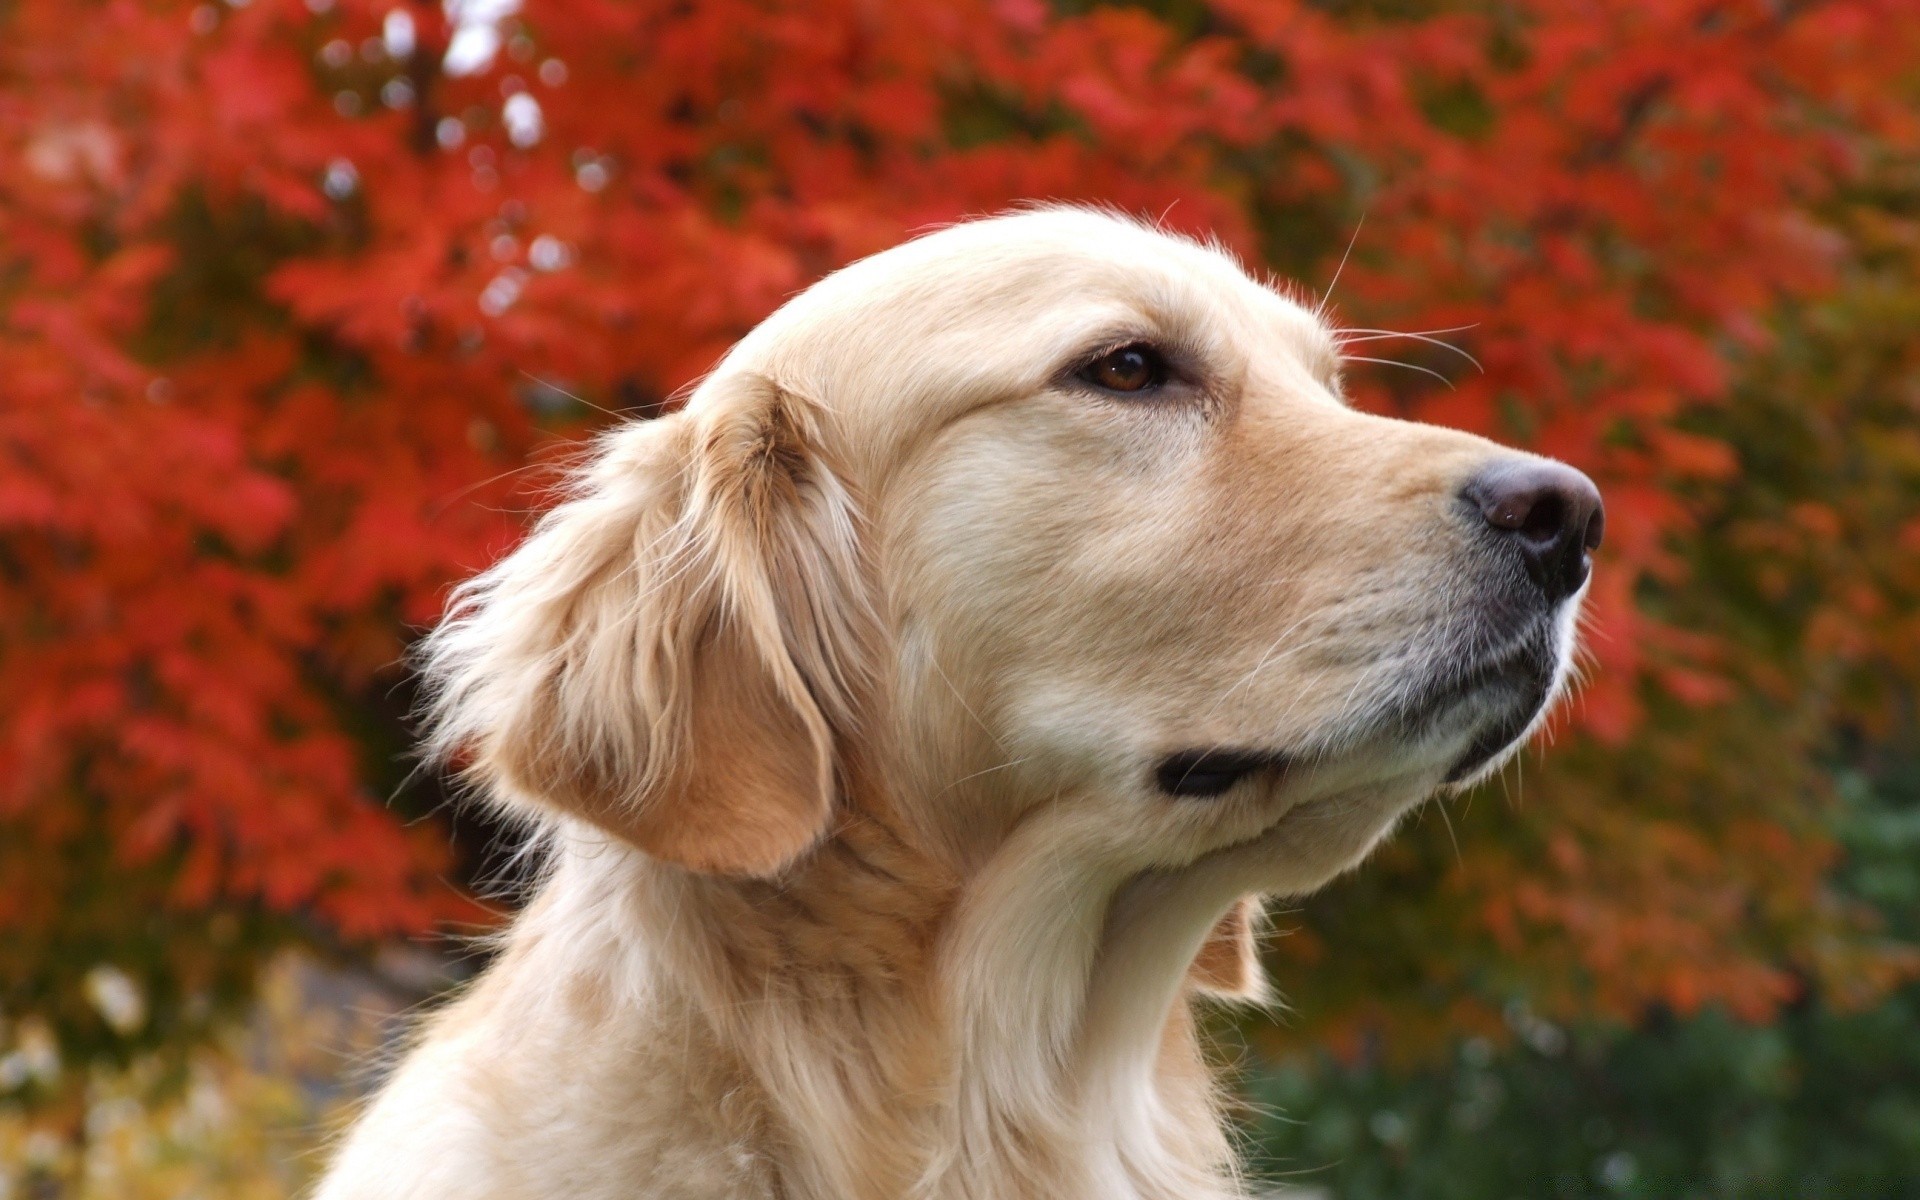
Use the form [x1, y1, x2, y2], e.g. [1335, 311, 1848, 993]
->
[1460, 458, 1605, 605]
[1517, 492, 1565, 545]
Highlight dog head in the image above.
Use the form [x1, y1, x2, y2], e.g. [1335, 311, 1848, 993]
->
[422, 208, 1599, 977]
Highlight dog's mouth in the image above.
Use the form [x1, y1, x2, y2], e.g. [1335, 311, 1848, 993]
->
[1395, 621, 1562, 783]
[1437, 656, 1556, 781]
[1155, 620, 1563, 800]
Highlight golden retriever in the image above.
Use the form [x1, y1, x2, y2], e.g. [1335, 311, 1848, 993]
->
[314, 208, 1601, 1200]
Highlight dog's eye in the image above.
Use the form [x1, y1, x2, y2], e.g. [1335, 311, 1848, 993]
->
[1079, 343, 1168, 394]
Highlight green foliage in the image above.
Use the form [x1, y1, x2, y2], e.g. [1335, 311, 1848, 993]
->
[1244, 746, 1920, 1199]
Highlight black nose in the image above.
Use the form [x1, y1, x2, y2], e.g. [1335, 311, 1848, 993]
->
[1460, 459, 1605, 604]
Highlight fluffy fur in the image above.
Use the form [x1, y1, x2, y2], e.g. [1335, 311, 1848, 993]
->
[314, 208, 1592, 1199]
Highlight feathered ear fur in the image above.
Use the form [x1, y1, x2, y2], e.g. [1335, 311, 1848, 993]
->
[419, 373, 873, 877]
[1189, 896, 1267, 1001]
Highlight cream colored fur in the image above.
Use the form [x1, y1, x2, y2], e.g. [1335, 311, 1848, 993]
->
[314, 208, 1590, 1200]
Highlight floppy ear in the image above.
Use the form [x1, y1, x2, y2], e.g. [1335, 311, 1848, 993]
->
[1189, 896, 1267, 1002]
[419, 373, 873, 877]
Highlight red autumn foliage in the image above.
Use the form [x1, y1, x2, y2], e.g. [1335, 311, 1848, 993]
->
[3, 0, 1917, 1056]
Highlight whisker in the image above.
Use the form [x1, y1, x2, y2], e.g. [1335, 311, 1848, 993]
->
[519, 370, 630, 420]
[934, 755, 1032, 801]
[1339, 323, 1480, 339]
[1315, 212, 1366, 321]
[425, 441, 588, 521]
[1335, 330, 1484, 372]
[1202, 611, 1324, 720]
[1338, 355, 1456, 390]
[1436, 796, 1464, 868]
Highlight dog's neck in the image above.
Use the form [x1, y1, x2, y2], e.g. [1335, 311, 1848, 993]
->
[542, 788, 1240, 1199]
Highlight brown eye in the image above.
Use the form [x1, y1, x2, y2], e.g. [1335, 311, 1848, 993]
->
[1079, 343, 1168, 394]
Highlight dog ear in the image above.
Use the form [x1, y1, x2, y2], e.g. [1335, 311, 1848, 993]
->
[1189, 896, 1267, 1001]
[420, 373, 873, 877]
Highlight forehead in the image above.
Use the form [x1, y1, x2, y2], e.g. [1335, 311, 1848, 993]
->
[756, 209, 1332, 363]
[716, 209, 1341, 458]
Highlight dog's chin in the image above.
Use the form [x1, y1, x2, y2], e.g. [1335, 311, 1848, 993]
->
[1422, 626, 1567, 790]
[1316, 616, 1570, 797]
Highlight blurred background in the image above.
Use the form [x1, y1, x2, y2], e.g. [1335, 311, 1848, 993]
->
[3, 0, 1919, 1195]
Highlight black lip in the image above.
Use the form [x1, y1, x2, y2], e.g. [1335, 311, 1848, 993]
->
[1154, 749, 1292, 798]
[1441, 663, 1555, 782]
[1423, 627, 1557, 781]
